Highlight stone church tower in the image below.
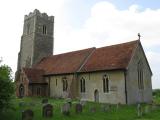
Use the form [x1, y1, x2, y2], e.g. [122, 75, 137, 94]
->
[17, 9, 54, 70]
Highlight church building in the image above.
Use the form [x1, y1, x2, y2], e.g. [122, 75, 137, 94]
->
[15, 9, 152, 104]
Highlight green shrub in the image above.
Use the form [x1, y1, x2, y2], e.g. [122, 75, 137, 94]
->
[0, 64, 15, 113]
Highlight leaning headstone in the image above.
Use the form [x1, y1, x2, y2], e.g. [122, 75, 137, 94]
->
[22, 109, 34, 120]
[75, 103, 83, 113]
[80, 100, 87, 107]
[42, 99, 48, 104]
[19, 102, 26, 107]
[61, 103, 70, 116]
[137, 104, 142, 117]
[66, 98, 72, 107]
[101, 104, 109, 112]
[90, 107, 96, 113]
[42, 104, 53, 118]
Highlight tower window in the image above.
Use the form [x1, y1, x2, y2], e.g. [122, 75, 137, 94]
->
[103, 74, 109, 93]
[42, 25, 47, 34]
[138, 61, 144, 89]
[27, 23, 30, 34]
[80, 77, 86, 93]
[62, 77, 68, 91]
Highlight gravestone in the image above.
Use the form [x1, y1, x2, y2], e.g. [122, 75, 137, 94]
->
[101, 104, 109, 112]
[19, 102, 26, 107]
[80, 100, 86, 107]
[61, 103, 70, 116]
[66, 98, 72, 107]
[22, 109, 34, 120]
[116, 103, 121, 110]
[75, 103, 83, 113]
[42, 104, 53, 117]
[29, 102, 36, 107]
[42, 99, 48, 104]
[151, 104, 158, 110]
[144, 105, 151, 114]
[137, 104, 142, 117]
[90, 107, 96, 113]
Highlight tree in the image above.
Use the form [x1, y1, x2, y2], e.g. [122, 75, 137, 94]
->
[0, 63, 15, 113]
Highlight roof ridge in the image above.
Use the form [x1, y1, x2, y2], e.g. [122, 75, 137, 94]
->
[96, 40, 139, 49]
[76, 48, 96, 72]
[51, 47, 96, 57]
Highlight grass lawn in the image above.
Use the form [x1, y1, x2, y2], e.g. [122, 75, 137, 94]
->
[1, 97, 160, 120]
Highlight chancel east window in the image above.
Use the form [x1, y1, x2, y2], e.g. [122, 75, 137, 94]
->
[62, 77, 68, 91]
[103, 74, 109, 93]
[138, 61, 144, 90]
[80, 77, 86, 93]
[42, 25, 47, 34]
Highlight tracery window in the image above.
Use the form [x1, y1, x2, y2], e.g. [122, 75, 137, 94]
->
[62, 77, 68, 91]
[103, 74, 109, 93]
[80, 77, 85, 93]
[138, 61, 144, 89]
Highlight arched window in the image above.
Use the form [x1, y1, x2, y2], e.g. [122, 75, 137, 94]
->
[42, 25, 47, 34]
[138, 61, 144, 89]
[37, 87, 41, 95]
[103, 74, 109, 93]
[62, 77, 68, 91]
[56, 79, 57, 86]
[80, 77, 85, 93]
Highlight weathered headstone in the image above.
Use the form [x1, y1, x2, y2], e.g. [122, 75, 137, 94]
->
[29, 102, 35, 107]
[66, 98, 72, 107]
[61, 103, 70, 116]
[116, 103, 121, 110]
[137, 104, 142, 117]
[22, 109, 34, 120]
[80, 100, 86, 107]
[101, 104, 109, 112]
[144, 105, 151, 114]
[90, 107, 96, 113]
[42, 104, 53, 118]
[151, 104, 158, 111]
[75, 103, 83, 113]
[19, 102, 26, 107]
[42, 99, 48, 104]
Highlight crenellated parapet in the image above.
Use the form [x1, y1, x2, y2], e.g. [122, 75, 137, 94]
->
[24, 9, 54, 22]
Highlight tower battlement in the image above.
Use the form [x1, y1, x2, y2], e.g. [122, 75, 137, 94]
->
[24, 9, 54, 22]
[17, 9, 54, 70]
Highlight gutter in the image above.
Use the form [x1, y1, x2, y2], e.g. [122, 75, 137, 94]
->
[124, 70, 128, 104]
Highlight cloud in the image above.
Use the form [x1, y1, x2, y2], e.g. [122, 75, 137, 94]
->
[146, 51, 160, 89]
[54, 1, 160, 88]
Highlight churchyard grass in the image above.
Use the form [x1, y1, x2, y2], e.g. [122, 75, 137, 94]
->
[1, 97, 160, 120]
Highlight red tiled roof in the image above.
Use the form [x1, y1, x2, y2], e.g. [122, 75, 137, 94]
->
[80, 40, 139, 72]
[23, 68, 46, 83]
[34, 48, 95, 75]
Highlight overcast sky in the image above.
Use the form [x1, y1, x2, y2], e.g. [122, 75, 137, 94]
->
[0, 0, 159, 89]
